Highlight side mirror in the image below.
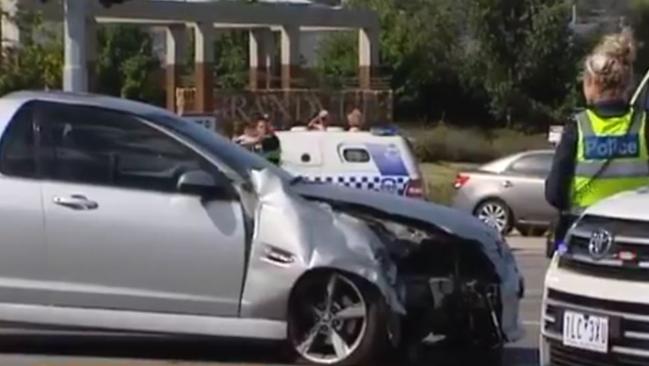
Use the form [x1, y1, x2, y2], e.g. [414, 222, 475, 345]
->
[177, 169, 233, 198]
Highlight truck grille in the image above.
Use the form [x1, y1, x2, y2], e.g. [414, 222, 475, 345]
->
[544, 289, 649, 366]
[549, 341, 648, 366]
[577, 215, 649, 238]
[559, 215, 649, 280]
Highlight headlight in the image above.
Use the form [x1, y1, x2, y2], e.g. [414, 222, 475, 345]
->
[379, 220, 432, 244]
[362, 217, 434, 260]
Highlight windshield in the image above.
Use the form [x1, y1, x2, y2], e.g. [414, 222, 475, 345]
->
[145, 112, 294, 182]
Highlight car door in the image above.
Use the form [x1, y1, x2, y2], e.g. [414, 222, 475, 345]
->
[36, 102, 246, 317]
[0, 102, 48, 306]
[499, 152, 554, 224]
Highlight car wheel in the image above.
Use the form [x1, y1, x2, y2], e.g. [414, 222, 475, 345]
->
[475, 200, 512, 235]
[287, 271, 389, 366]
[516, 225, 547, 237]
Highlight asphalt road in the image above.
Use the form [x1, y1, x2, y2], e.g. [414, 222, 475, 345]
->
[0, 236, 549, 366]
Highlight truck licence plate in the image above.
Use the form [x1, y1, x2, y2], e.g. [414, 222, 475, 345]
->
[563, 310, 609, 353]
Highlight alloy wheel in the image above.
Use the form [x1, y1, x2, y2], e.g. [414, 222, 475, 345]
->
[477, 202, 509, 234]
[291, 273, 368, 365]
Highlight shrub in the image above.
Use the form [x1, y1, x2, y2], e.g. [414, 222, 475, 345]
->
[406, 124, 548, 163]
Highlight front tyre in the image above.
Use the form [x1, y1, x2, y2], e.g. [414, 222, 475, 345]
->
[287, 271, 389, 366]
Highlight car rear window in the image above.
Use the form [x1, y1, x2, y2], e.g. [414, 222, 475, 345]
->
[343, 148, 370, 163]
[508, 153, 554, 176]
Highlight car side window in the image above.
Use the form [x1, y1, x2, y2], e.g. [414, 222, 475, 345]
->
[508, 153, 554, 177]
[0, 103, 36, 178]
[37, 103, 209, 193]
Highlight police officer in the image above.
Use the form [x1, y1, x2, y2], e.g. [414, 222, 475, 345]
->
[545, 28, 649, 256]
[253, 114, 281, 165]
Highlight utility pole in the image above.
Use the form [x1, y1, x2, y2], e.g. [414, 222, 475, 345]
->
[63, 0, 88, 92]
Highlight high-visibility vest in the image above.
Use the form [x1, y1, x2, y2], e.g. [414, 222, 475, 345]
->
[571, 109, 649, 211]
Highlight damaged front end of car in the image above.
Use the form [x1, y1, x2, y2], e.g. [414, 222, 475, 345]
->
[290, 179, 525, 349]
[241, 170, 523, 356]
[347, 210, 522, 349]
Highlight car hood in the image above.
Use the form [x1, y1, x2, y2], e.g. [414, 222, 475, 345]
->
[584, 186, 649, 221]
[291, 182, 502, 248]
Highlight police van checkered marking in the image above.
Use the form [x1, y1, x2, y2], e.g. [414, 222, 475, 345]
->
[303, 175, 410, 195]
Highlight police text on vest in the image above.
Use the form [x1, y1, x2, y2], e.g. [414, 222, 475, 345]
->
[584, 135, 640, 160]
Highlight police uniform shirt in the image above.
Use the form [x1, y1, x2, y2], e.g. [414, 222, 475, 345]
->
[545, 100, 649, 211]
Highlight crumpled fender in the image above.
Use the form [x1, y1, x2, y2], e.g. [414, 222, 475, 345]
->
[238, 170, 405, 320]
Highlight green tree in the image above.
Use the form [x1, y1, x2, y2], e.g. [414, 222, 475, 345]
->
[182, 29, 248, 90]
[318, 0, 583, 127]
[0, 9, 63, 95]
[214, 31, 249, 90]
[324, 0, 469, 121]
[96, 24, 162, 103]
[315, 32, 358, 88]
[464, 0, 580, 126]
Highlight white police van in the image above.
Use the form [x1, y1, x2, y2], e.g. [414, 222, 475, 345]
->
[276, 127, 426, 199]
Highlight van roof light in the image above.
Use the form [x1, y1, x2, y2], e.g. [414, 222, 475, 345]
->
[370, 125, 399, 136]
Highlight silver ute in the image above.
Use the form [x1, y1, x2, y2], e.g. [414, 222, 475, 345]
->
[0, 91, 523, 365]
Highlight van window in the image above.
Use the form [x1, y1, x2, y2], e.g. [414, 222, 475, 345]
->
[343, 148, 370, 163]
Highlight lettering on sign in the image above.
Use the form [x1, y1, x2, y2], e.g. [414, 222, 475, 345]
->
[214, 90, 393, 127]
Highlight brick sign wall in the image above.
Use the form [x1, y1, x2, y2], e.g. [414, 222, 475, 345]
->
[179, 88, 393, 130]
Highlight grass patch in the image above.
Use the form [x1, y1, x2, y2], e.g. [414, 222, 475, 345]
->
[421, 162, 476, 205]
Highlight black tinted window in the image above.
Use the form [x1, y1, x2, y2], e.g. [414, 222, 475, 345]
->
[509, 153, 554, 176]
[343, 148, 370, 163]
[37, 103, 207, 192]
[0, 104, 36, 178]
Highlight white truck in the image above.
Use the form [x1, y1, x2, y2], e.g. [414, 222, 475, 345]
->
[540, 72, 649, 365]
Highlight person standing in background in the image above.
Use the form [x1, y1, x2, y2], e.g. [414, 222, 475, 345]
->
[253, 114, 281, 165]
[347, 108, 364, 132]
[232, 121, 258, 150]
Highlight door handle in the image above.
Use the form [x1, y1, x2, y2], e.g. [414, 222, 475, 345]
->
[52, 195, 98, 210]
[502, 180, 513, 188]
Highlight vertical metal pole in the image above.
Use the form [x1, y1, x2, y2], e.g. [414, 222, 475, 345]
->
[63, 0, 88, 92]
[571, 4, 577, 26]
